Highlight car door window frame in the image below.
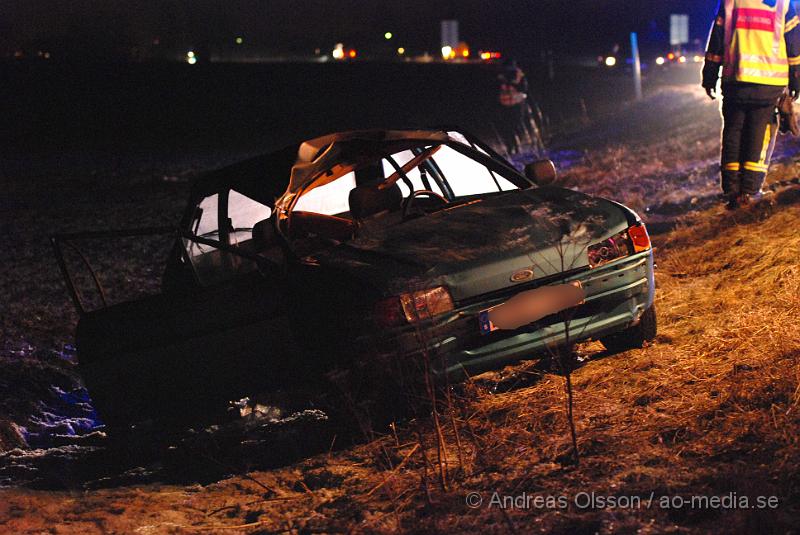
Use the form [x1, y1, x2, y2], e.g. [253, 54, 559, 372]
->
[183, 188, 282, 286]
[430, 141, 531, 198]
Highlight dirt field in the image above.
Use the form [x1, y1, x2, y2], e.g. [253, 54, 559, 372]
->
[2, 84, 800, 533]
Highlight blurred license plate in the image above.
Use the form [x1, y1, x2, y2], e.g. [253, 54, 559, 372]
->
[478, 281, 585, 336]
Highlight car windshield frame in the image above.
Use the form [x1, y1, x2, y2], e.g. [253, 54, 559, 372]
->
[275, 137, 530, 221]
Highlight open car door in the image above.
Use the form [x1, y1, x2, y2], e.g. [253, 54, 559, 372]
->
[53, 191, 294, 430]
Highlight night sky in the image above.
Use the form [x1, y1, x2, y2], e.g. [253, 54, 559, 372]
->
[2, 1, 721, 58]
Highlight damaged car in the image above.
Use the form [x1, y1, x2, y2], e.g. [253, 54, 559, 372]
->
[53, 129, 656, 432]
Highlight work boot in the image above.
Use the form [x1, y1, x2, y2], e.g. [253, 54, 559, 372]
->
[721, 174, 741, 198]
[724, 195, 740, 210]
[738, 190, 774, 209]
[737, 192, 762, 207]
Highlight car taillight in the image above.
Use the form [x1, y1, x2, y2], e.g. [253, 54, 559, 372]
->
[374, 286, 454, 328]
[627, 222, 651, 253]
[588, 222, 651, 268]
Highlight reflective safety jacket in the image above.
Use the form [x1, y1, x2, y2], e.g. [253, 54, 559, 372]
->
[703, 0, 800, 88]
[498, 68, 528, 107]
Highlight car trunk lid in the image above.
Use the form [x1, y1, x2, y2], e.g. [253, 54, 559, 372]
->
[315, 188, 630, 301]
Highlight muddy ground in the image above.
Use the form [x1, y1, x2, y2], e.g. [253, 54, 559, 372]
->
[2, 74, 800, 533]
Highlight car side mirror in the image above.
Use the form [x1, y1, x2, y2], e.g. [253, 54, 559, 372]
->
[524, 159, 557, 186]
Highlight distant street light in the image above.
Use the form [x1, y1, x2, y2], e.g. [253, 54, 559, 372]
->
[235, 37, 243, 45]
[384, 32, 393, 40]
[604, 56, 617, 67]
[397, 47, 406, 55]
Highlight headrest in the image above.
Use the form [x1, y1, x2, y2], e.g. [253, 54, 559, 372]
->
[348, 183, 403, 221]
[355, 161, 385, 186]
[252, 218, 277, 249]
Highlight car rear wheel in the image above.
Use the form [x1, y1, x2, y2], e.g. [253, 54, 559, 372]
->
[599, 304, 657, 353]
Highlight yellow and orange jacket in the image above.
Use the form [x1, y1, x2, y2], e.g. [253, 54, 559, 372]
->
[703, 0, 800, 88]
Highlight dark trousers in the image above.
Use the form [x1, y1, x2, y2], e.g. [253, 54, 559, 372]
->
[720, 86, 781, 196]
[497, 104, 525, 154]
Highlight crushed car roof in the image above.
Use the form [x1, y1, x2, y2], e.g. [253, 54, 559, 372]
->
[192, 129, 451, 204]
[288, 129, 449, 194]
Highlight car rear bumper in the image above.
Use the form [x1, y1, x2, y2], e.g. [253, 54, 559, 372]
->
[358, 250, 655, 381]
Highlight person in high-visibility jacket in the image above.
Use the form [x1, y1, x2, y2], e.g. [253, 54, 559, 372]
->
[496, 59, 529, 155]
[703, 0, 800, 209]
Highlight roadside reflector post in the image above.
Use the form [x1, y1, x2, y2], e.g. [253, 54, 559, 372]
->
[631, 32, 643, 101]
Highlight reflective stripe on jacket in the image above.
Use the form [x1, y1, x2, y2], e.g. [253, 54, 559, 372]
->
[499, 85, 526, 106]
[703, 0, 800, 87]
[498, 68, 528, 107]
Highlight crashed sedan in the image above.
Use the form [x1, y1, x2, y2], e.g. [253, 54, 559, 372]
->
[57, 129, 656, 432]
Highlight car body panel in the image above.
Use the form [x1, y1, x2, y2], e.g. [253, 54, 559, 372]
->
[356, 249, 654, 381]
[64, 128, 656, 430]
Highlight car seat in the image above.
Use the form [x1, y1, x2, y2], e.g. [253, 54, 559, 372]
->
[348, 182, 403, 221]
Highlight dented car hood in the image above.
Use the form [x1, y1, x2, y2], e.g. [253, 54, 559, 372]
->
[310, 187, 632, 301]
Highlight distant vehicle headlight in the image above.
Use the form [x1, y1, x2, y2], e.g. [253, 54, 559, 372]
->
[588, 223, 651, 268]
[605, 56, 617, 67]
[656, 57, 666, 65]
[375, 286, 455, 327]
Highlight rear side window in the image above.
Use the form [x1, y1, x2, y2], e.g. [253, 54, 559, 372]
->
[194, 194, 218, 237]
[188, 191, 272, 253]
[292, 172, 356, 216]
[187, 194, 219, 257]
[230, 191, 271, 229]
[229, 190, 271, 245]
[184, 190, 274, 286]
